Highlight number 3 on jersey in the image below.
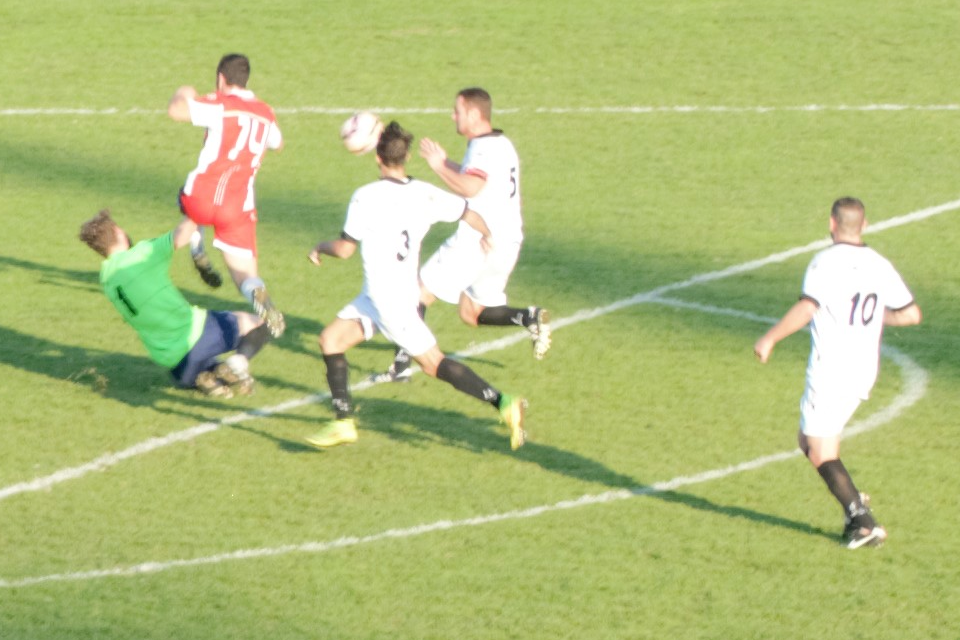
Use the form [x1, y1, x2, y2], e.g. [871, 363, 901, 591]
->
[396, 230, 410, 261]
[849, 292, 878, 326]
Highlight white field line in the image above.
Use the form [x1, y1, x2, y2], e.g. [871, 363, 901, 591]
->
[4, 104, 960, 117]
[0, 197, 956, 504]
[0, 335, 927, 589]
[0, 203, 947, 589]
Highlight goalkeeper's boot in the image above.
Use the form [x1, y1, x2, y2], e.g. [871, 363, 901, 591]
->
[195, 370, 233, 398]
[528, 308, 552, 360]
[498, 394, 527, 450]
[252, 287, 286, 338]
[305, 418, 358, 448]
[214, 359, 255, 396]
[192, 252, 223, 288]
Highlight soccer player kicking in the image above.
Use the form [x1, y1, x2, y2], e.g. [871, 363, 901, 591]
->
[304, 121, 527, 450]
[754, 197, 921, 549]
[375, 87, 550, 383]
[167, 53, 286, 338]
[79, 210, 274, 398]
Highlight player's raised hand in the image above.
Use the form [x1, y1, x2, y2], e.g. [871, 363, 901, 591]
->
[419, 138, 448, 171]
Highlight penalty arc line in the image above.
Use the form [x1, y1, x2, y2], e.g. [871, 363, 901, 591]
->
[0, 195, 956, 505]
[0, 300, 929, 589]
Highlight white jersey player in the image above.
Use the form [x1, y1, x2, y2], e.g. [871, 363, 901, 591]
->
[304, 121, 527, 451]
[755, 197, 921, 549]
[376, 88, 551, 383]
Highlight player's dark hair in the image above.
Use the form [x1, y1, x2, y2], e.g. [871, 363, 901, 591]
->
[831, 196, 866, 235]
[377, 121, 413, 167]
[217, 54, 250, 88]
[458, 87, 492, 121]
[79, 209, 119, 257]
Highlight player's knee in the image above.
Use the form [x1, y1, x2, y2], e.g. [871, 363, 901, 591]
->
[318, 329, 338, 354]
[458, 304, 480, 326]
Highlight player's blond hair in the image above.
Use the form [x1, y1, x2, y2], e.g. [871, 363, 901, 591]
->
[79, 209, 119, 257]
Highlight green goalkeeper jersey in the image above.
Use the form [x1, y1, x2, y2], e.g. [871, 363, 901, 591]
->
[100, 231, 207, 368]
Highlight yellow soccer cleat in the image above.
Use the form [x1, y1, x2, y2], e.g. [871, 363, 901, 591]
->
[498, 394, 528, 450]
[305, 418, 358, 448]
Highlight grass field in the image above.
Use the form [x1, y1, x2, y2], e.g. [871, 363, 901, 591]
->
[3, 1, 960, 638]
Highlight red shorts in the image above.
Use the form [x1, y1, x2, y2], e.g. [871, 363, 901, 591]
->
[179, 189, 258, 257]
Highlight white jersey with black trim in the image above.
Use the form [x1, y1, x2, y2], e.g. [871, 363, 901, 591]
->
[342, 177, 468, 310]
[455, 131, 523, 245]
[802, 242, 914, 399]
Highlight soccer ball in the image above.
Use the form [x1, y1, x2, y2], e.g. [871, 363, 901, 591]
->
[340, 111, 384, 155]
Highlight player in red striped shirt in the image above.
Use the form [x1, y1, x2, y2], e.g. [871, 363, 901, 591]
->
[167, 53, 285, 337]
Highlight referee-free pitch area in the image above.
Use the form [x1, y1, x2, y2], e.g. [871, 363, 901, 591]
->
[3, 1, 960, 639]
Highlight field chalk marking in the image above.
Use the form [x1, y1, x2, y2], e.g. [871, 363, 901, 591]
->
[4, 104, 960, 117]
[0, 336, 927, 589]
[1, 196, 956, 505]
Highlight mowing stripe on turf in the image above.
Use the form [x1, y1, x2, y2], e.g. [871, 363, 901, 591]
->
[0, 337, 926, 589]
[4, 104, 960, 117]
[0, 197, 955, 504]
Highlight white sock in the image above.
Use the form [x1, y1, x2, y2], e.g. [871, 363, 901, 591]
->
[240, 277, 266, 305]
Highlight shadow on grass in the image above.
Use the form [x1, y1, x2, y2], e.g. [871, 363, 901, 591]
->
[306, 395, 836, 543]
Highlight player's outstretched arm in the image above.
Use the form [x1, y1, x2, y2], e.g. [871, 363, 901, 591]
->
[884, 302, 922, 327]
[172, 216, 199, 250]
[420, 138, 483, 197]
[461, 209, 493, 250]
[167, 86, 198, 122]
[308, 238, 357, 265]
[754, 298, 817, 363]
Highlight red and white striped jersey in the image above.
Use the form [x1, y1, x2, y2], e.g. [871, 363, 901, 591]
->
[182, 88, 282, 213]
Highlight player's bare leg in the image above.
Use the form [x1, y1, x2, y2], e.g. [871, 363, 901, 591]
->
[223, 251, 285, 338]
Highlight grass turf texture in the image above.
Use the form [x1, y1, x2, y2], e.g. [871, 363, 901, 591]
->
[3, 0, 960, 638]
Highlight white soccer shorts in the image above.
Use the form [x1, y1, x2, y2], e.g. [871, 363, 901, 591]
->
[420, 232, 521, 307]
[798, 386, 863, 438]
[337, 293, 438, 357]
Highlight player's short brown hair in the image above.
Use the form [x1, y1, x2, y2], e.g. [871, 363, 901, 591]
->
[377, 121, 413, 167]
[79, 209, 119, 257]
[458, 87, 492, 121]
[831, 196, 866, 235]
[217, 54, 250, 88]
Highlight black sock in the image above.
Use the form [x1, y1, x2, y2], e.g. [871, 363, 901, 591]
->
[323, 353, 353, 419]
[816, 459, 874, 528]
[237, 324, 272, 361]
[476, 305, 533, 328]
[435, 357, 501, 408]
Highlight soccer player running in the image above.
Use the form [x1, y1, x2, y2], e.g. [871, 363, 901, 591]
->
[79, 210, 273, 397]
[304, 121, 527, 450]
[167, 53, 286, 338]
[754, 197, 922, 549]
[375, 87, 550, 382]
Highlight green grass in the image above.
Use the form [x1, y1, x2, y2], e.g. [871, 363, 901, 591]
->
[3, 1, 960, 638]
